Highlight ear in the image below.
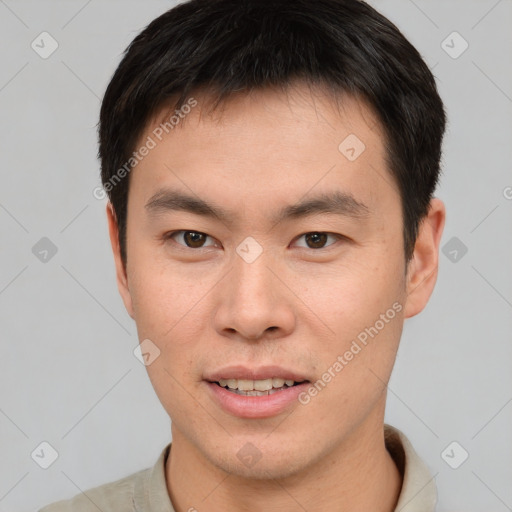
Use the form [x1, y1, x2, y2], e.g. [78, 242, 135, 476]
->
[403, 198, 446, 319]
[106, 203, 135, 319]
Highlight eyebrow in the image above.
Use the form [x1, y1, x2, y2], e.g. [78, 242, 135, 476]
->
[145, 188, 370, 225]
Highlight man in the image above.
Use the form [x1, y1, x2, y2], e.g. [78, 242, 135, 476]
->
[40, 0, 446, 510]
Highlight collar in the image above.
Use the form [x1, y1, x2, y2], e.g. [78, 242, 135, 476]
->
[385, 424, 437, 511]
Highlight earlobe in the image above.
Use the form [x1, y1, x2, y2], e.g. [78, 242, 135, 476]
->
[403, 198, 446, 319]
[106, 203, 135, 319]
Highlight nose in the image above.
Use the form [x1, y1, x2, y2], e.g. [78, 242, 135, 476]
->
[213, 248, 296, 342]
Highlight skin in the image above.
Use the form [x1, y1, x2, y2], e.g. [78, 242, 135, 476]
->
[107, 83, 445, 512]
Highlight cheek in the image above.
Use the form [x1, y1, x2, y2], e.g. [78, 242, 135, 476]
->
[294, 252, 405, 385]
[308, 257, 403, 331]
[127, 253, 216, 383]
[128, 248, 207, 337]
[300, 265, 404, 416]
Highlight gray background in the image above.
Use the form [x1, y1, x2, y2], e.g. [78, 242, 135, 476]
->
[0, 1, 511, 511]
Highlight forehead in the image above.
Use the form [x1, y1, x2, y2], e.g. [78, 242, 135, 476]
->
[150, 82, 383, 147]
[130, 83, 399, 224]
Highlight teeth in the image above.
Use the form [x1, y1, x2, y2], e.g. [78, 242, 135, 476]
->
[217, 378, 299, 391]
[237, 379, 254, 391]
[254, 379, 273, 391]
[273, 378, 285, 388]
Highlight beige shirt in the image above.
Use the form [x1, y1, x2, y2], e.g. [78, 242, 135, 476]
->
[39, 424, 437, 511]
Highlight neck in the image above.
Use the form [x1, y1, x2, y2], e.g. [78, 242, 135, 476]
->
[166, 408, 402, 512]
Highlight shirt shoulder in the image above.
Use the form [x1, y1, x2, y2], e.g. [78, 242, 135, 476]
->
[38, 444, 173, 512]
[37, 467, 147, 512]
[385, 424, 438, 512]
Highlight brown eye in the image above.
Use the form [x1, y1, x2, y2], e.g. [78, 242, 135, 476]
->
[168, 230, 216, 248]
[294, 232, 340, 249]
[305, 232, 328, 248]
[183, 231, 207, 248]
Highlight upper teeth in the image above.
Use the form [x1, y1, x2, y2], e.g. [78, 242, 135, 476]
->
[218, 378, 296, 391]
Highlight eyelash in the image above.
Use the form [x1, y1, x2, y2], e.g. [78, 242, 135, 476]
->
[164, 230, 345, 250]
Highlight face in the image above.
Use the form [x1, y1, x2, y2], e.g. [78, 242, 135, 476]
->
[107, 84, 442, 479]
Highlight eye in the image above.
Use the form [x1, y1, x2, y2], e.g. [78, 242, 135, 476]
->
[166, 230, 218, 249]
[293, 232, 341, 249]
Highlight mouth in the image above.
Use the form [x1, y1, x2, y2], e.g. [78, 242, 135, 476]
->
[204, 366, 312, 418]
[212, 377, 308, 396]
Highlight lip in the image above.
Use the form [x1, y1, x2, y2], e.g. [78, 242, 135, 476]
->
[205, 365, 310, 382]
[206, 380, 311, 419]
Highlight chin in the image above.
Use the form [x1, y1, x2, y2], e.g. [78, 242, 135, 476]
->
[202, 441, 314, 481]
